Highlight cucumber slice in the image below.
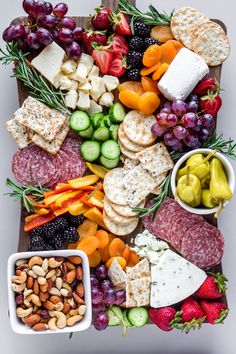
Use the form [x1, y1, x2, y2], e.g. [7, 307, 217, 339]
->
[78, 124, 94, 139]
[93, 127, 110, 142]
[103, 115, 112, 127]
[91, 112, 104, 128]
[101, 140, 120, 160]
[108, 306, 123, 326]
[100, 155, 119, 169]
[127, 307, 149, 328]
[80, 141, 100, 162]
[109, 103, 126, 123]
[69, 111, 90, 132]
[109, 124, 119, 141]
[123, 310, 133, 328]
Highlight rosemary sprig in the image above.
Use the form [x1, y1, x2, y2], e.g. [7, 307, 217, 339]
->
[0, 42, 70, 115]
[133, 174, 171, 218]
[118, 0, 173, 33]
[5, 178, 49, 213]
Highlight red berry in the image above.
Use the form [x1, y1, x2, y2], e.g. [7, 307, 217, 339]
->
[108, 53, 127, 77]
[110, 12, 131, 35]
[196, 273, 227, 300]
[148, 307, 176, 332]
[200, 300, 228, 325]
[107, 33, 129, 55]
[181, 297, 205, 323]
[91, 7, 112, 30]
[200, 93, 222, 117]
[92, 48, 113, 75]
[82, 30, 107, 55]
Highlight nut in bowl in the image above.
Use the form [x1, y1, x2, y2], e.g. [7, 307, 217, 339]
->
[171, 149, 235, 217]
[8, 250, 92, 334]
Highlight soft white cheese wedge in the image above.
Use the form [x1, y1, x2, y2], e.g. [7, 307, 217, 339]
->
[158, 48, 209, 101]
[86, 99, 103, 116]
[31, 42, 66, 88]
[150, 249, 207, 308]
[103, 75, 119, 91]
[65, 90, 79, 109]
[90, 77, 106, 102]
[61, 59, 77, 75]
[78, 53, 94, 74]
[77, 92, 91, 111]
[71, 63, 88, 83]
[99, 92, 114, 107]
[88, 65, 100, 81]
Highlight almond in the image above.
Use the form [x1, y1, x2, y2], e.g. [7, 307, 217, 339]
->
[61, 262, 68, 281]
[25, 314, 41, 327]
[75, 282, 84, 298]
[27, 276, 34, 289]
[76, 265, 83, 280]
[66, 270, 76, 284]
[43, 300, 54, 311]
[50, 295, 62, 304]
[65, 261, 75, 271]
[33, 280, 39, 295]
[32, 323, 48, 331]
[72, 292, 85, 305]
[40, 282, 48, 293]
[47, 278, 53, 292]
[68, 256, 81, 265]
[39, 291, 49, 302]
[62, 303, 70, 315]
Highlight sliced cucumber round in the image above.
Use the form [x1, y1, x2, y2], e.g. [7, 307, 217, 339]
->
[109, 103, 126, 123]
[101, 140, 120, 160]
[93, 126, 110, 142]
[100, 155, 120, 169]
[103, 115, 112, 127]
[69, 111, 90, 132]
[91, 112, 104, 128]
[80, 141, 100, 162]
[108, 306, 123, 326]
[127, 307, 149, 328]
[123, 310, 133, 328]
[78, 124, 94, 139]
[109, 124, 119, 141]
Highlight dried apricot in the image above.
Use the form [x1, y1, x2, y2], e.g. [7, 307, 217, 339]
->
[88, 250, 101, 267]
[77, 219, 98, 239]
[119, 90, 140, 110]
[126, 251, 139, 267]
[118, 81, 144, 95]
[160, 42, 177, 64]
[138, 92, 160, 115]
[141, 77, 160, 95]
[106, 256, 127, 270]
[95, 230, 109, 249]
[152, 63, 169, 81]
[140, 62, 161, 76]
[151, 25, 174, 43]
[143, 44, 162, 67]
[166, 40, 184, 53]
[109, 238, 126, 257]
[122, 246, 131, 263]
[76, 236, 100, 256]
[99, 233, 116, 262]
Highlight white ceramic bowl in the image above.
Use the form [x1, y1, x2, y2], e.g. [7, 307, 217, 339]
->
[8, 249, 92, 335]
[171, 148, 235, 215]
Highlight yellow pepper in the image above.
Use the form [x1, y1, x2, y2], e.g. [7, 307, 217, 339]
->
[177, 167, 202, 207]
[201, 189, 218, 209]
[210, 158, 232, 202]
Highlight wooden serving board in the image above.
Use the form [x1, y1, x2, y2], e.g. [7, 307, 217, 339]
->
[14, 0, 227, 305]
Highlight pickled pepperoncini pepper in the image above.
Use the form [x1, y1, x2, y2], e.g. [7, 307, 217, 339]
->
[177, 167, 201, 207]
[209, 158, 232, 202]
[201, 189, 218, 209]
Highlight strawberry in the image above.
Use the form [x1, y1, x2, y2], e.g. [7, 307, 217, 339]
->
[181, 297, 205, 323]
[91, 7, 112, 30]
[108, 53, 127, 77]
[200, 91, 222, 117]
[200, 300, 229, 324]
[107, 34, 129, 55]
[82, 30, 107, 55]
[92, 48, 113, 74]
[110, 12, 131, 35]
[196, 272, 228, 300]
[148, 307, 177, 332]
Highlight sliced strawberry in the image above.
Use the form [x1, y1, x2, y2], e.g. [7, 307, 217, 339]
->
[92, 48, 113, 74]
[108, 33, 129, 55]
[108, 53, 127, 77]
[200, 91, 222, 117]
[82, 30, 107, 55]
[111, 12, 131, 35]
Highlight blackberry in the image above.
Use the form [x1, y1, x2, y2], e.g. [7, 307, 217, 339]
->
[134, 22, 151, 37]
[43, 223, 57, 239]
[66, 214, 85, 227]
[50, 233, 65, 249]
[28, 235, 47, 251]
[30, 235, 44, 246]
[127, 68, 141, 81]
[129, 36, 144, 52]
[144, 37, 160, 49]
[63, 226, 79, 243]
[127, 51, 143, 69]
[52, 217, 69, 231]
[29, 226, 45, 238]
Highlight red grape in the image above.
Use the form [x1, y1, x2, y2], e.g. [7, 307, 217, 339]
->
[163, 101, 172, 109]
[26, 32, 40, 49]
[171, 140, 184, 152]
[103, 288, 116, 305]
[164, 131, 178, 147]
[65, 41, 82, 60]
[36, 27, 53, 45]
[73, 26, 85, 41]
[187, 101, 199, 113]
[57, 28, 74, 43]
[40, 14, 58, 29]
[183, 130, 199, 147]
[2, 25, 14, 42]
[172, 99, 187, 116]
[161, 107, 172, 114]
[92, 303, 106, 314]
[114, 289, 126, 305]
[45, 2, 53, 14]
[8, 24, 26, 40]
[33, 0, 48, 19]
[156, 112, 169, 127]
[59, 17, 76, 30]
[181, 112, 199, 128]
[151, 123, 167, 137]
[100, 279, 113, 292]
[166, 113, 178, 127]
[187, 93, 199, 103]
[199, 128, 210, 142]
[91, 288, 103, 305]
[23, 0, 35, 15]
[173, 125, 187, 140]
[95, 264, 108, 280]
[53, 3, 68, 18]
[90, 275, 100, 288]
[28, 15, 36, 25]
[199, 113, 215, 129]
[94, 311, 109, 331]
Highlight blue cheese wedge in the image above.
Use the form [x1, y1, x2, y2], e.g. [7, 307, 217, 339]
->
[158, 48, 209, 101]
[150, 249, 207, 308]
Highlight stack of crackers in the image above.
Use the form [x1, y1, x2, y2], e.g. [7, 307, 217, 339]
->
[5, 96, 69, 155]
[108, 258, 151, 308]
[170, 7, 230, 66]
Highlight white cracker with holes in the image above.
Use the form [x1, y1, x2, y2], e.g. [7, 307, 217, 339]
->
[103, 196, 135, 225]
[103, 211, 138, 236]
[118, 124, 145, 152]
[103, 168, 129, 206]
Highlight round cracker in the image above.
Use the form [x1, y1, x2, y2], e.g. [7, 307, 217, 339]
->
[103, 211, 139, 236]
[103, 168, 128, 206]
[110, 199, 145, 217]
[103, 197, 135, 224]
[118, 124, 145, 153]
[123, 111, 156, 146]
[191, 20, 225, 43]
[178, 11, 208, 49]
[170, 7, 196, 40]
[192, 28, 230, 66]
[118, 139, 139, 161]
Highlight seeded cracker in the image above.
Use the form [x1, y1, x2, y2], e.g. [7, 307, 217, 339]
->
[108, 259, 128, 290]
[130, 277, 151, 307]
[5, 118, 30, 149]
[103, 168, 129, 206]
[126, 258, 150, 280]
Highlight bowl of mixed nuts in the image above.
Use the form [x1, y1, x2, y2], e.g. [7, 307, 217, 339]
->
[8, 250, 92, 334]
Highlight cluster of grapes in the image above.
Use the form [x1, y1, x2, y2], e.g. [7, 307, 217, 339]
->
[2, 0, 85, 60]
[151, 94, 215, 152]
[91, 264, 126, 331]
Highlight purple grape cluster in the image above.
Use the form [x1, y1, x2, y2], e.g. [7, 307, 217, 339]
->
[151, 94, 215, 152]
[91, 264, 126, 331]
[2, 0, 85, 60]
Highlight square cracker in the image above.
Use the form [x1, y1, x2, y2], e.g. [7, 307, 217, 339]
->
[108, 259, 128, 290]
[126, 258, 150, 280]
[125, 280, 137, 308]
[16, 96, 67, 142]
[131, 276, 151, 307]
[136, 143, 174, 179]
[5, 118, 30, 149]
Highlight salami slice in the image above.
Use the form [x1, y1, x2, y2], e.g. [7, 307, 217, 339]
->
[61, 138, 86, 179]
[29, 148, 56, 186]
[12, 144, 40, 185]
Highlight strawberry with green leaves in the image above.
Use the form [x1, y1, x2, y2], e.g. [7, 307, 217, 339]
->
[200, 300, 229, 324]
[110, 12, 131, 35]
[82, 30, 107, 55]
[148, 307, 178, 332]
[90, 7, 112, 30]
[196, 272, 228, 300]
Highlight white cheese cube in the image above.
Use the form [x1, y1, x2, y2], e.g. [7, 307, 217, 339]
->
[61, 59, 77, 75]
[78, 53, 94, 74]
[31, 42, 66, 88]
[86, 99, 103, 116]
[59, 76, 78, 91]
[103, 75, 119, 91]
[65, 90, 79, 109]
[99, 92, 114, 107]
[70, 63, 88, 83]
[90, 77, 106, 102]
[78, 80, 92, 91]
[158, 48, 209, 101]
[88, 65, 100, 81]
[53, 72, 65, 88]
[77, 92, 91, 111]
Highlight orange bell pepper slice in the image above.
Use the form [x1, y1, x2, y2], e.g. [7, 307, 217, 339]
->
[43, 184, 71, 198]
[24, 211, 56, 233]
[54, 190, 83, 207]
[68, 175, 99, 189]
[44, 190, 73, 206]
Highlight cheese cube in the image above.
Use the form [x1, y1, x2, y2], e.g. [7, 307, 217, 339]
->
[61, 59, 77, 75]
[158, 48, 209, 101]
[59, 76, 78, 91]
[78, 80, 92, 91]
[103, 75, 119, 91]
[90, 77, 106, 102]
[99, 92, 114, 107]
[86, 100, 103, 116]
[65, 90, 79, 109]
[70, 63, 88, 82]
[77, 92, 91, 111]
[78, 53, 94, 74]
[88, 65, 100, 81]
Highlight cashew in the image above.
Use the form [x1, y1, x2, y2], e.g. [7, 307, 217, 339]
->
[55, 268, 61, 277]
[38, 277, 46, 285]
[54, 302, 64, 311]
[41, 258, 48, 272]
[45, 269, 56, 279]
[27, 270, 37, 279]
[62, 282, 72, 291]
[11, 282, 26, 292]
[55, 277, 63, 290]
[48, 258, 63, 268]
[16, 306, 33, 318]
[28, 256, 43, 269]
[25, 294, 42, 307]
[49, 311, 66, 329]
[16, 259, 28, 267]
[78, 305, 87, 316]
[68, 298, 75, 308]
[32, 265, 45, 277]
[48, 317, 57, 331]
[60, 288, 69, 297]
[69, 309, 78, 317]
[23, 288, 33, 299]
[11, 271, 27, 284]
[67, 315, 83, 327]
[49, 287, 61, 296]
